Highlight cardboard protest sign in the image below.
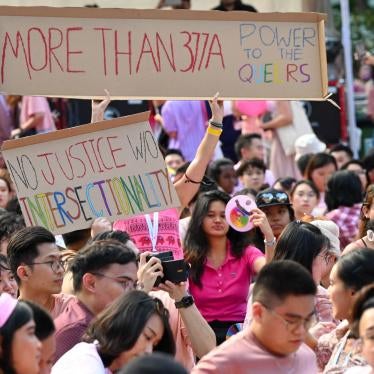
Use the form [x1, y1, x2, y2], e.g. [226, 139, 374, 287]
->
[1, 113, 180, 235]
[0, 7, 328, 100]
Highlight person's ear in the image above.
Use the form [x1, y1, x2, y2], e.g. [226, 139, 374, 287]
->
[82, 273, 97, 293]
[252, 301, 265, 322]
[362, 205, 370, 219]
[16, 265, 30, 282]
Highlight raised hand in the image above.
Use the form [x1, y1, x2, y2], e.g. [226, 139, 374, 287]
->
[209, 92, 224, 124]
[91, 89, 111, 123]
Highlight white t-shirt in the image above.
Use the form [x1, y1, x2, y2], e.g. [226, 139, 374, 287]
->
[52, 342, 111, 374]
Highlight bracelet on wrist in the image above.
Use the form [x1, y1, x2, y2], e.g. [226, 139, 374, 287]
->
[209, 120, 223, 129]
[207, 126, 222, 137]
[264, 237, 276, 247]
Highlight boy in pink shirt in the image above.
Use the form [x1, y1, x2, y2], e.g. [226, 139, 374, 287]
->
[192, 261, 318, 374]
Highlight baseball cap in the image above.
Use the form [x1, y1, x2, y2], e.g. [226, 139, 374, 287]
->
[295, 134, 326, 161]
[256, 188, 291, 208]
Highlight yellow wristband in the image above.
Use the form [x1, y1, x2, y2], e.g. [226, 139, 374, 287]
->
[207, 126, 222, 137]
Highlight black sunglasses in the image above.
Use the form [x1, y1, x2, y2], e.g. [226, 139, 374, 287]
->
[256, 191, 290, 206]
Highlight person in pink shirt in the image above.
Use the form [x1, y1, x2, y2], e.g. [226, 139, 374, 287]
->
[192, 260, 318, 374]
[232, 100, 269, 135]
[11, 96, 55, 138]
[184, 190, 274, 344]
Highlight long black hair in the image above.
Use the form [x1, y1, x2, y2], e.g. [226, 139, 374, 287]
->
[336, 249, 374, 292]
[272, 221, 328, 274]
[84, 291, 175, 368]
[325, 170, 363, 211]
[184, 190, 250, 287]
[0, 301, 34, 374]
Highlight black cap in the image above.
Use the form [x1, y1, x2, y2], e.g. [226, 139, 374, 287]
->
[256, 188, 291, 208]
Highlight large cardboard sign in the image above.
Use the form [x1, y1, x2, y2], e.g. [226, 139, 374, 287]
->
[0, 7, 328, 100]
[1, 113, 180, 234]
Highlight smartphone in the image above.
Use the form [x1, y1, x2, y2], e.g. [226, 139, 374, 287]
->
[146, 251, 189, 286]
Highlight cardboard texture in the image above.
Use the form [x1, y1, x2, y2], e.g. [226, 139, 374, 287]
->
[2, 112, 180, 235]
[0, 6, 328, 100]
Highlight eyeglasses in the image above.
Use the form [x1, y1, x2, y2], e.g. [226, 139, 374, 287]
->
[26, 259, 66, 273]
[256, 191, 290, 206]
[91, 272, 137, 290]
[262, 304, 315, 331]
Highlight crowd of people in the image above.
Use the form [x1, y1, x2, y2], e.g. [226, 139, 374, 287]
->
[1, 1, 374, 373]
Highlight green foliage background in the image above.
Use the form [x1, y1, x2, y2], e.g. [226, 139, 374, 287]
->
[332, 0, 374, 53]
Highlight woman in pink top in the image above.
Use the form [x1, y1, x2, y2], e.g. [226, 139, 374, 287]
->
[184, 190, 272, 344]
[114, 94, 225, 259]
[11, 96, 55, 138]
[232, 100, 268, 135]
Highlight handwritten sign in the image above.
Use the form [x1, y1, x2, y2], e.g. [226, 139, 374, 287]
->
[0, 7, 328, 100]
[1, 113, 180, 235]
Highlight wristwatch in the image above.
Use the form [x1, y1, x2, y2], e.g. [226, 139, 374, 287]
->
[175, 295, 194, 309]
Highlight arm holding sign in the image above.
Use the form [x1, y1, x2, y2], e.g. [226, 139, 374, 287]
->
[258, 101, 293, 130]
[91, 90, 111, 123]
[174, 93, 224, 211]
[90, 92, 223, 213]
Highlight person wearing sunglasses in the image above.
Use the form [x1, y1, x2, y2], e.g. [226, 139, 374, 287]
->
[7, 226, 74, 319]
[52, 291, 175, 373]
[192, 261, 317, 373]
[255, 187, 295, 239]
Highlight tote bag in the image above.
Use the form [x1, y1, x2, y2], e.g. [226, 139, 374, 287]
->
[276, 101, 314, 156]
